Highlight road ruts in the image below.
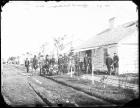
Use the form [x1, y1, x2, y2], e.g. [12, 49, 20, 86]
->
[11, 64, 116, 107]
[1, 64, 48, 107]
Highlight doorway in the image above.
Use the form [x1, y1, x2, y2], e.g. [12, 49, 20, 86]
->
[85, 50, 92, 74]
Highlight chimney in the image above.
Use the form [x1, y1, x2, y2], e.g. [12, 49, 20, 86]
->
[109, 17, 115, 29]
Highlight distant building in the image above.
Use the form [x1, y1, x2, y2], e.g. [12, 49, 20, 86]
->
[74, 19, 138, 75]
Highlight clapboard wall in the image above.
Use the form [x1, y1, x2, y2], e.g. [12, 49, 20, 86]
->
[118, 30, 138, 74]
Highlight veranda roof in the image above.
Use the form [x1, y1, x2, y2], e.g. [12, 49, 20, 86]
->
[74, 20, 137, 51]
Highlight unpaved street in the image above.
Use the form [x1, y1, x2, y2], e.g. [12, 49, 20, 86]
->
[1, 64, 114, 107]
[1, 64, 46, 107]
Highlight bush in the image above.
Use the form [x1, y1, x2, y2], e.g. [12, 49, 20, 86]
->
[123, 88, 138, 99]
[128, 78, 139, 84]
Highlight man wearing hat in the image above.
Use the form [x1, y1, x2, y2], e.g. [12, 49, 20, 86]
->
[43, 54, 50, 74]
[84, 54, 90, 74]
[25, 58, 30, 73]
[58, 54, 63, 74]
[105, 54, 113, 75]
[32, 55, 38, 73]
[113, 53, 119, 75]
[63, 53, 68, 73]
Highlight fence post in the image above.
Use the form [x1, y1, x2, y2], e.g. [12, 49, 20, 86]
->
[92, 64, 95, 84]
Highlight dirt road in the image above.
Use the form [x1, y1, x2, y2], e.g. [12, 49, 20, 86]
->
[1, 64, 46, 107]
[1, 64, 115, 107]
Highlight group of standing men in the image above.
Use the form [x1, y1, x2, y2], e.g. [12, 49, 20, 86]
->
[24, 52, 119, 76]
[25, 55, 38, 73]
[57, 53, 92, 75]
[25, 54, 55, 74]
[105, 53, 119, 75]
[58, 54, 69, 74]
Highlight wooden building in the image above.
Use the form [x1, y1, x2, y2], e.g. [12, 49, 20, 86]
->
[74, 20, 138, 75]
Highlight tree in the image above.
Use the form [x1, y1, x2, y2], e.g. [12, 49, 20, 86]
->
[40, 42, 48, 56]
[53, 35, 66, 54]
[10, 56, 16, 61]
[53, 36, 66, 60]
[7, 56, 16, 64]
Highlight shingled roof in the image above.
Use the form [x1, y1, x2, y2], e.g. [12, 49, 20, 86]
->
[74, 20, 138, 51]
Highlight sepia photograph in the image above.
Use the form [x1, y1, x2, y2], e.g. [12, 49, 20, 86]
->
[1, 1, 139, 107]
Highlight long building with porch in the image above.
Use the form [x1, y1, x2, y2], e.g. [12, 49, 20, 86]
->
[74, 19, 138, 75]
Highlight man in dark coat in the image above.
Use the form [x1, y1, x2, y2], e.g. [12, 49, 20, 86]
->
[58, 55, 63, 74]
[63, 53, 68, 73]
[68, 53, 75, 76]
[106, 54, 113, 75]
[42, 55, 50, 74]
[44, 55, 50, 65]
[25, 58, 30, 73]
[32, 55, 38, 72]
[50, 57, 55, 66]
[84, 54, 90, 74]
[75, 54, 80, 76]
[79, 56, 83, 73]
[39, 55, 44, 75]
[113, 53, 119, 75]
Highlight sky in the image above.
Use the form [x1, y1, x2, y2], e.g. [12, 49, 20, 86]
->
[1, 1, 138, 60]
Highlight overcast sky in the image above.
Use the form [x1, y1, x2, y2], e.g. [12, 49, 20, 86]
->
[1, 1, 138, 60]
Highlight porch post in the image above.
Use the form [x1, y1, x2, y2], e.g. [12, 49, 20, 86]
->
[91, 49, 94, 84]
[92, 65, 95, 84]
[71, 67, 73, 77]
